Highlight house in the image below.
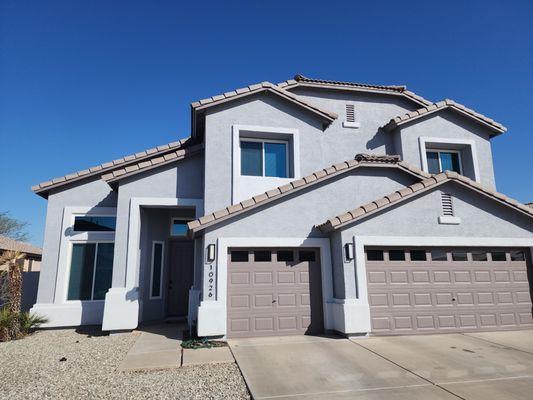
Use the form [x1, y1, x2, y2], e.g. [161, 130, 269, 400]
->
[30, 75, 533, 337]
[0, 235, 42, 272]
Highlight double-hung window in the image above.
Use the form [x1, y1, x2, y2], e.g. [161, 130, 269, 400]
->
[426, 150, 462, 174]
[240, 140, 288, 178]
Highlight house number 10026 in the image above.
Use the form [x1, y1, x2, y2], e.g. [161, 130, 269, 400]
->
[207, 264, 215, 298]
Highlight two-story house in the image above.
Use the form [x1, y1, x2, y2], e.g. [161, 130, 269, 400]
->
[31, 75, 533, 338]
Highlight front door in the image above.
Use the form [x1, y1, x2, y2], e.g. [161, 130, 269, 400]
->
[167, 240, 195, 317]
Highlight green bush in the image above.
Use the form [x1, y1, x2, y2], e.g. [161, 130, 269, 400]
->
[0, 307, 48, 342]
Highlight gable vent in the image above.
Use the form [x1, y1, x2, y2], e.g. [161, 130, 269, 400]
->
[441, 193, 454, 216]
[346, 104, 356, 123]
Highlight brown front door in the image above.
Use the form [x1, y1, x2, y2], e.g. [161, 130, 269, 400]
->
[167, 240, 195, 317]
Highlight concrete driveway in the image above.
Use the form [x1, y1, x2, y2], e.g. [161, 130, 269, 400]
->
[229, 330, 533, 400]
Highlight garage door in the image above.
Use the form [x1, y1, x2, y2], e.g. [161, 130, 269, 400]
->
[366, 247, 533, 335]
[227, 248, 324, 338]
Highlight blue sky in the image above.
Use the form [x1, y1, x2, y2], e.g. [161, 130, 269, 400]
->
[1, 0, 532, 246]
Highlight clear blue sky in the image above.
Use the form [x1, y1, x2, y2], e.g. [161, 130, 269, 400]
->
[1, 0, 532, 246]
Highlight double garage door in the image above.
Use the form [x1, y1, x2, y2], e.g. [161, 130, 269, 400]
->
[227, 248, 324, 338]
[367, 247, 533, 335]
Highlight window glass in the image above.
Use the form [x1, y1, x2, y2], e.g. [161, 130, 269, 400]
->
[510, 250, 525, 261]
[410, 250, 427, 261]
[254, 251, 271, 262]
[299, 250, 316, 262]
[388, 250, 405, 261]
[431, 249, 448, 261]
[451, 251, 468, 261]
[277, 250, 294, 262]
[231, 251, 249, 262]
[491, 251, 506, 261]
[67, 243, 114, 301]
[68, 243, 96, 300]
[366, 250, 384, 261]
[426, 151, 440, 174]
[151, 243, 163, 298]
[472, 251, 488, 261]
[73, 216, 116, 232]
[264, 142, 288, 178]
[241, 141, 263, 176]
[93, 243, 114, 300]
[171, 220, 189, 236]
[440, 152, 461, 173]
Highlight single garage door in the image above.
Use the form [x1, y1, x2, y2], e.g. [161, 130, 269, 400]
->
[366, 247, 533, 335]
[227, 248, 324, 338]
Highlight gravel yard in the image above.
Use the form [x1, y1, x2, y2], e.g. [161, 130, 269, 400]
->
[0, 329, 250, 400]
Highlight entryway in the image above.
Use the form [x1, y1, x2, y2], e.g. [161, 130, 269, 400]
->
[167, 240, 194, 317]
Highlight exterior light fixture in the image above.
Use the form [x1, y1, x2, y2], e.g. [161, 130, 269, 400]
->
[207, 244, 216, 262]
[344, 242, 354, 261]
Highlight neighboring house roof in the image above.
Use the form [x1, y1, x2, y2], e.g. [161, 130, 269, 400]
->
[32, 137, 193, 197]
[191, 81, 338, 124]
[381, 99, 506, 135]
[0, 235, 42, 256]
[317, 171, 532, 232]
[278, 74, 433, 107]
[527, 202, 533, 209]
[187, 154, 430, 236]
[102, 143, 204, 183]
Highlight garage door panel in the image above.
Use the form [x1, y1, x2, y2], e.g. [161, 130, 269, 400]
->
[367, 247, 532, 335]
[227, 248, 323, 338]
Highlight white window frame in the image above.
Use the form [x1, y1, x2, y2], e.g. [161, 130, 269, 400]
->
[65, 240, 115, 303]
[149, 241, 165, 299]
[170, 217, 192, 237]
[239, 137, 290, 178]
[419, 137, 480, 181]
[426, 148, 463, 175]
[71, 215, 117, 234]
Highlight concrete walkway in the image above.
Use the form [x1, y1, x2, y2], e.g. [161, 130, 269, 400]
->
[229, 330, 533, 400]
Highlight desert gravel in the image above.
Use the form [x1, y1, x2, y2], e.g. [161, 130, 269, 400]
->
[0, 329, 250, 400]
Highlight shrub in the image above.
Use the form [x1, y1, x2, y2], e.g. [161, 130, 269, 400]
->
[0, 307, 48, 342]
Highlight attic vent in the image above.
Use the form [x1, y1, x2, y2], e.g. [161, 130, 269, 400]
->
[346, 104, 356, 123]
[441, 193, 454, 216]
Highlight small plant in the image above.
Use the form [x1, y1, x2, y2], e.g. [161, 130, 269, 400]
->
[0, 307, 48, 342]
[180, 326, 227, 349]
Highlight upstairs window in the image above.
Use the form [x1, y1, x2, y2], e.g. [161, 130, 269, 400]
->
[426, 150, 461, 174]
[240, 140, 288, 178]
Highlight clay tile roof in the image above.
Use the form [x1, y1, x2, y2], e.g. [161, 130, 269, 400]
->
[187, 154, 429, 236]
[527, 202, 533, 209]
[32, 137, 193, 197]
[381, 99, 506, 136]
[0, 235, 42, 255]
[191, 81, 337, 124]
[317, 173, 533, 232]
[276, 74, 433, 107]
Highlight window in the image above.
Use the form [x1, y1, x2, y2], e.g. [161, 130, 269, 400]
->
[472, 251, 488, 261]
[231, 251, 249, 262]
[426, 150, 461, 174]
[67, 243, 114, 301]
[388, 250, 405, 261]
[299, 250, 316, 262]
[254, 251, 271, 262]
[366, 250, 384, 261]
[150, 242, 164, 298]
[171, 219, 190, 236]
[240, 140, 288, 178]
[410, 250, 427, 261]
[73, 216, 116, 232]
[277, 250, 294, 262]
[431, 249, 448, 261]
[510, 250, 525, 261]
[451, 251, 468, 261]
[491, 251, 506, 261]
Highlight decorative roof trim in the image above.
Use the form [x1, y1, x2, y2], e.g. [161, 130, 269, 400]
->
[382, 99, 506, 135]
[278, 74, 433, 107]
[102, 143, 204, 183]
[317, 171, 532, 232]
[32, 137, 193, 197]
[187, 154, 430, 236]
[191, 81, 337, 124]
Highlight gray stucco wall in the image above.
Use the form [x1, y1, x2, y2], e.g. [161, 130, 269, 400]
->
[396, 111, 496, 188]
[112, 155, 204, 288]
[36, 178, 117, 303]
[203, 90, 420, 215]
